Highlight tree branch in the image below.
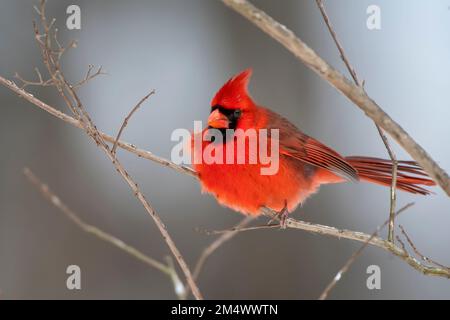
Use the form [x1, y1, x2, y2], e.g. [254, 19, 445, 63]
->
[399, 225, 450, 271]
[23, 167, 186, 299]
[180, 216, 255, 299]
[112, 89, 155, 155]
[314, 0, 399, 243]
[193, 216, 254, 280]
[72, 64, 106, 89]
[25, 0, 203, 300]
[260, 208, 450, 279]
[221, 0, 450, 196]
[318, 202, 413, 300]
[0, 76, 197, 179]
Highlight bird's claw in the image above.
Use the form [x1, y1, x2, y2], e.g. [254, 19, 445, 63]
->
[267, 200, 289, 229]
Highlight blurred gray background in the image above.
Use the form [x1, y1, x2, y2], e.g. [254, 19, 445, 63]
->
[1, 0, 449, 299]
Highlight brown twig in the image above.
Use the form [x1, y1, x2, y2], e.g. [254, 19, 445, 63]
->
[399, 225, 450, 271]
[205, 223, 280, 235]
[396, 235, 407, 253]
[193, 216, 255, 279]
[23, 167, 186, 299]
[26, 0, 203, 300]
[112, 89, 155, 155]
[180, 216, 255, 299]
[318, 202, 414, 300]
[72, 64, 106, 89]
[0, 75, 197, 178]
[14, 67, 54, 89]
[221, 0, 450, 196]
[165, 256, 187, 299]
[314, 0, 399, 243]
[314, 0, 360, 85]
[259, 208, 450, 279]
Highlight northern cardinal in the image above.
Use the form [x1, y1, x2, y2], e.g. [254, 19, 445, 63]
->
[192, 69, 434, 221]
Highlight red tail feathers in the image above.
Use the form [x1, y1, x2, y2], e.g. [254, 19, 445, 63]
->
[346, 156, 436, 195]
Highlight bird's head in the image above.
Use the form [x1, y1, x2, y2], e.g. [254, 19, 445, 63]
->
[207, 69, 256, 130]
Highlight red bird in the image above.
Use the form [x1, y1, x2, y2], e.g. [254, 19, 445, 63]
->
[192, 69, 434, 221]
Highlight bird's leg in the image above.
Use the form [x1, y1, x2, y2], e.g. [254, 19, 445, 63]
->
[278, 202, 289, 229]
[268, 200, 289, 229]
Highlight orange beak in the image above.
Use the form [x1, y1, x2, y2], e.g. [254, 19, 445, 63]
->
[207, 109, 229, 129]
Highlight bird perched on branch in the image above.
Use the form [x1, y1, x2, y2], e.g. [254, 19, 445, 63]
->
[192, 69, 435, 224]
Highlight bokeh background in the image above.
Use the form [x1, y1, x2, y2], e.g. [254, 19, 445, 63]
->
[1, 0, 449, 299]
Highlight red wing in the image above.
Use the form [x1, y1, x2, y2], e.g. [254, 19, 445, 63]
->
[264, 108, 359, 181]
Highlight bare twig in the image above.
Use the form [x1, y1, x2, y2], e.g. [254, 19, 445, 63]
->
[179, 216, 255, 299]
[399, 225, 450, 271]
[222, 0, 450, 196]
[314, 0, 360, 85]
[112, 89, 155, 155]
[206, 223, 280, 235]
[314, 0, 399, 243]
[23, 167, 186, 299]
[72, 64, 106, 89]
[165, 256, 187, 299]
[259, 208, 450, 279]
[52, 27, 77, 59]
[396, 235, 407, 253]
[318, 202, 414, 300]
[387, 154, 398, 242]
[193, 216, 255, 280]
[14, 68, 54, 89]
[25, 0, 203, 300]
[0, 75, 197, 178]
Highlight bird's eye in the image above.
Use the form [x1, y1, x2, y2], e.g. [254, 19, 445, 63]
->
[233, 109, 242, 118]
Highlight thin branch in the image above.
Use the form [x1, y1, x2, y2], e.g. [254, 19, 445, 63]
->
[259, 208, 450, 279]
[314, 0, 359, 85]
[165, 256, 187, 300]
[387, 155, 398, 242]
[180, 216, 255, 299]
[222, 0, 450, 196]
[23, 166, 167, 273]
[52, 27, 78, 60]
[25, 0, 203, 300]
[318, 202, 414, 300]
[193, 216, 254, 280]
[399, 225, 450, 271]
[314, 0, 399, 243]
[14, 68, 54, 89]
[72, 64, 106, 89]
[112, 89, 155, 155]
[205, 223, 280, 235]
[23, 167, 186, 299]
[0, 75, 197, 178]
[396, 235, 407, 253]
